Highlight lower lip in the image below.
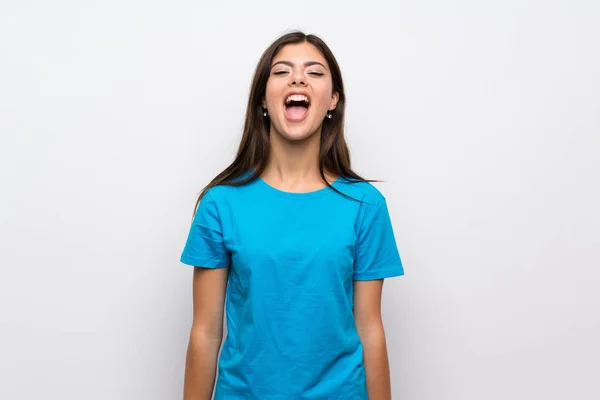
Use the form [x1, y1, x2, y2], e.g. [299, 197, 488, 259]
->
[284, 106, 310, 122]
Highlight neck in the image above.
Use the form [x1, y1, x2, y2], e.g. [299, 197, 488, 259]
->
[262, 127, 336, 187]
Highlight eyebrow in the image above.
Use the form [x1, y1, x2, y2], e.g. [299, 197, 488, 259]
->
[271, 60, 327, 69]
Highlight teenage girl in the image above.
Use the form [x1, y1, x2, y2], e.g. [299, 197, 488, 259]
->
[181, 31, 404, 400]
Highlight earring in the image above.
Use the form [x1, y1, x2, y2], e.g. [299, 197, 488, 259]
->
[263, 108, 268, 116]
[326, 111, 332, 119]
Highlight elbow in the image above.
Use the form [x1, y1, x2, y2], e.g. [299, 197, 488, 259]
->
[189, 322, 224, 344]
[356, 319, 386, 347]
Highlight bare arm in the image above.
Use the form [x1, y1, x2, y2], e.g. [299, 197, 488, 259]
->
[353, 279, 392, 400]
[183, 266, 229, 400]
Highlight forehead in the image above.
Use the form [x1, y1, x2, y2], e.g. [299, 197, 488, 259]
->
[272, 42, 328, 67]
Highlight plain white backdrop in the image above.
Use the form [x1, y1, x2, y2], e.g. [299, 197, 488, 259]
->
[1, 0, 599, 399]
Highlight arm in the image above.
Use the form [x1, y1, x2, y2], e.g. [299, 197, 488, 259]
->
[353, 279, 392, 400]
[183, 266, 229, 400]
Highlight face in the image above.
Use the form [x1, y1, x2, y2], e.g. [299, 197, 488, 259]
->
[262, 42, 339, 141]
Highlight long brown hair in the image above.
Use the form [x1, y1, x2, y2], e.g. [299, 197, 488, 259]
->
[194, 30, 378, 213]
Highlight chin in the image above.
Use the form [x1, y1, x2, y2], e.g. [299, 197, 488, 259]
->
[272, 121, 319, 142]
[281, 129, 317, 142]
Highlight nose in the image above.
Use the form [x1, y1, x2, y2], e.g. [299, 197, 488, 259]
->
[289, 70, 307, 86]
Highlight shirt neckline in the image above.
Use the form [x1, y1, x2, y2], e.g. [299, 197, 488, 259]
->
[256, 175, 343, 199]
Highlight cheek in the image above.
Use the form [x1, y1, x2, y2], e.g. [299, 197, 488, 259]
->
[312, 81, 333, 104]
[264, 80, 282, 106]
[315, 90, 333, 108]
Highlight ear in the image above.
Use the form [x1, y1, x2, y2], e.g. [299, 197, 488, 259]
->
[262, 96, 267, 109]
[329, 92, 339, 111]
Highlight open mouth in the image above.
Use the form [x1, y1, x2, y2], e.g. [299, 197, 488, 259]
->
[284, 94, 310, 122]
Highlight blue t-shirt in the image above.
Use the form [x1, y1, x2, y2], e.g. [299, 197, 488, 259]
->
[180, 174, 404, 399]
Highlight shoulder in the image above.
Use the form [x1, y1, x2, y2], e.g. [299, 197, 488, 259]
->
[201, 173, 256, 205]
[337, 177, 386, 209]
[202, 184, 240, 204]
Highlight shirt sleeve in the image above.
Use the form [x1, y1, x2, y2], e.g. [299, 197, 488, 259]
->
[353, 198, 404, 280]
[180, 191, 231, 268]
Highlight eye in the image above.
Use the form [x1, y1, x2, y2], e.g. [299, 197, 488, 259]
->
[309, 72, 324, 76]
[273, 71, 288, 75]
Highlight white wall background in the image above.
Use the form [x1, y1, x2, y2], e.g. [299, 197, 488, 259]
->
[1, 0, 598, 399]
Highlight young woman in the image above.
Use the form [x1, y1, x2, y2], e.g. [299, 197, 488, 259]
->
[180, 31, 404, 400]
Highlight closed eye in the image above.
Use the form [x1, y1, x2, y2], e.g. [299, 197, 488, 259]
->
[272, 71, 325, 76]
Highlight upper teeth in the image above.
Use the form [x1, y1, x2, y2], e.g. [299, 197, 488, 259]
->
[285, 94, 309, 105]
